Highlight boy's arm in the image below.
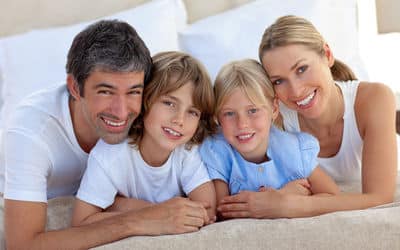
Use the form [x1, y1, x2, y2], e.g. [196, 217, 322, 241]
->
[307, 166, 340, 195]
[188, 181, 216, 223]
[107, 196, 153, 213]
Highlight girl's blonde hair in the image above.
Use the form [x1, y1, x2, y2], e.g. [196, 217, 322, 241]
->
[214, 59, 275, 119]
[259, 15, 356, 81]
[129, 51, 217, 147]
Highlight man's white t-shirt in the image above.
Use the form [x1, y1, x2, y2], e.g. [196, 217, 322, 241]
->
[77, 139, 211, 209]
[0, 84, 88, 202]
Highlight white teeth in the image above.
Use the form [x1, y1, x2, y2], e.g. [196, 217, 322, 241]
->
[104, 119, 126, 127]
[237, 133, 253, 140]
[296, 91, 315, 106]
[163, 127, 182, 137]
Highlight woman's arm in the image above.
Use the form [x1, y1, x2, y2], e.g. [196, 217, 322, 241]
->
[307, 166, 340, 195]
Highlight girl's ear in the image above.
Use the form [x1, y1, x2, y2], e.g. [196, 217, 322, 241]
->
[323, 43, 335, 67]
[271, 97, 279, 121]
[67, 74, 81, 100]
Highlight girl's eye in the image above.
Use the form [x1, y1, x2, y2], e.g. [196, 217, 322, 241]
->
[223, 111, 235, 117]
[248, 108, 258, 114]
[297, 65, 308, 74]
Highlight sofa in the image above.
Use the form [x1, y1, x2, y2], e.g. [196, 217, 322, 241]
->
[0, 0, 399, 249]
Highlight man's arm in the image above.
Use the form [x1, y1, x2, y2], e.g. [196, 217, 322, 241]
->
[6, 196, 210, 250]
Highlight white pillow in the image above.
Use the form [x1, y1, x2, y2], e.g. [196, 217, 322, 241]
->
[179, 0, 367, 82]
[0, 0, 187, 128]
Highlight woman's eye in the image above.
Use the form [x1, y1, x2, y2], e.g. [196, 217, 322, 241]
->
[297, 65, 308, 74]
[273, 79, 283, 85]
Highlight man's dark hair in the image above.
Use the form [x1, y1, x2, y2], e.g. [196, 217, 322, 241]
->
[66, 19, 152, 96]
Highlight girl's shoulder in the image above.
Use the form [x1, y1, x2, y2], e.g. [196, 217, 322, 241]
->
[269, 126, 319, 152]
[90, 139, 132, 163]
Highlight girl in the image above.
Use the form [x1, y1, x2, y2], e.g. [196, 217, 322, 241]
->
[257, 15, 397, 216]
[200, 59, 339, 220]
[72, 51, 217, 232]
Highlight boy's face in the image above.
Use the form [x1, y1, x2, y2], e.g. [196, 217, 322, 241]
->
[72, 70, 144, 145]
[140, 82, 201, 164]
[218, 88, 277, 163]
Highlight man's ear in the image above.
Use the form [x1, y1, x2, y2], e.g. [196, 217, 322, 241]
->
[67, 74, 81, 100]
[323, 43, 335, 67]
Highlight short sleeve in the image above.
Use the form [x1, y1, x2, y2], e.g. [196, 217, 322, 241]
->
[297, 132, 320, 178]
[76, 142, 118, 209]
[3, 130, 50, 202]
[199, 135, 233, 183]
[180, 146, 211, 195]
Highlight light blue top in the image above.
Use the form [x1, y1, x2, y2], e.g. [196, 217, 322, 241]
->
[199, 126, 319, 194]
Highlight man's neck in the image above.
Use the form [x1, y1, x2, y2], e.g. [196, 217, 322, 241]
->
[69, 97, 98, 153]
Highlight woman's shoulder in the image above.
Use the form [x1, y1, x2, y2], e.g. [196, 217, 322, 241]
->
[355, 81, 396, 135]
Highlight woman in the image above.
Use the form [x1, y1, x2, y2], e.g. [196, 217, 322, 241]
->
[217, 15, 397, 218]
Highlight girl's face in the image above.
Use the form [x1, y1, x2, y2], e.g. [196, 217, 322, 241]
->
[261, 44, 335, 119]
[141, 82, 201, 161]
[218, 88, 278, 163]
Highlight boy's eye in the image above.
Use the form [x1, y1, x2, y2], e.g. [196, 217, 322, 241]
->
[189, 110, 201, 117]
[162, 100, 175, 107]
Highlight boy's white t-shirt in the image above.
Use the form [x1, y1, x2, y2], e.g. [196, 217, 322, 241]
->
[1, 84, 88, 202]
[77, 139, 211, 209]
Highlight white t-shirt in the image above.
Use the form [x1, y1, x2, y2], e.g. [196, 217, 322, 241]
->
[0, 84, 88, 202]
[77, 140, 211, 209]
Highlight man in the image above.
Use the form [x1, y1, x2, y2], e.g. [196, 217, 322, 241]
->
[2, 20, 210, 250]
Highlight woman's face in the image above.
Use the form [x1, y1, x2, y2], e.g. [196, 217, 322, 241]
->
[261, 44, 335, 119]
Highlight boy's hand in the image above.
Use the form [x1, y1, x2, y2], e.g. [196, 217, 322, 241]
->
[277, 179, 311, 196]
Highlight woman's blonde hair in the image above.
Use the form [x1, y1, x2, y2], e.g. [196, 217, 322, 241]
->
[129, 51, 217, 147]
[214, 59, 275, 120]
[259, 15, 356, 81]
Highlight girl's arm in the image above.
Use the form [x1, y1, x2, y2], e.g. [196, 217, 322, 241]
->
[188, 181, 217, 224]
[307, 166, 340, 195]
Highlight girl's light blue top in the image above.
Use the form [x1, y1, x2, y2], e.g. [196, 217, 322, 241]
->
[199, 126, 319, 194]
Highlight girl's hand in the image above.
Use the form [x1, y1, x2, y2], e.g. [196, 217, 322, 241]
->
[277, 179, 311, 196]
[217, 189, 287, 219]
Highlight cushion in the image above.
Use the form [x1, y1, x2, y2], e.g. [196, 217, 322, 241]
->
[178, 0, 367, 82]
[0, 0, 186, 128]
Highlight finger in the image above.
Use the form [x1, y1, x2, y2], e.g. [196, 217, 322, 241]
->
[184, 215, 205, 228]
[220, 193, 247, 204]
[221, 211, 249, 218]
[218, 203, 248, 212]
[297, 179, 311, 188]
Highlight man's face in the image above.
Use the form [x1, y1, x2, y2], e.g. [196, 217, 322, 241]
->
[76, 70, 145, 145]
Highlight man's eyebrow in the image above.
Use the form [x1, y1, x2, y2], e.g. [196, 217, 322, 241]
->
[94, 83, 144, 89]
